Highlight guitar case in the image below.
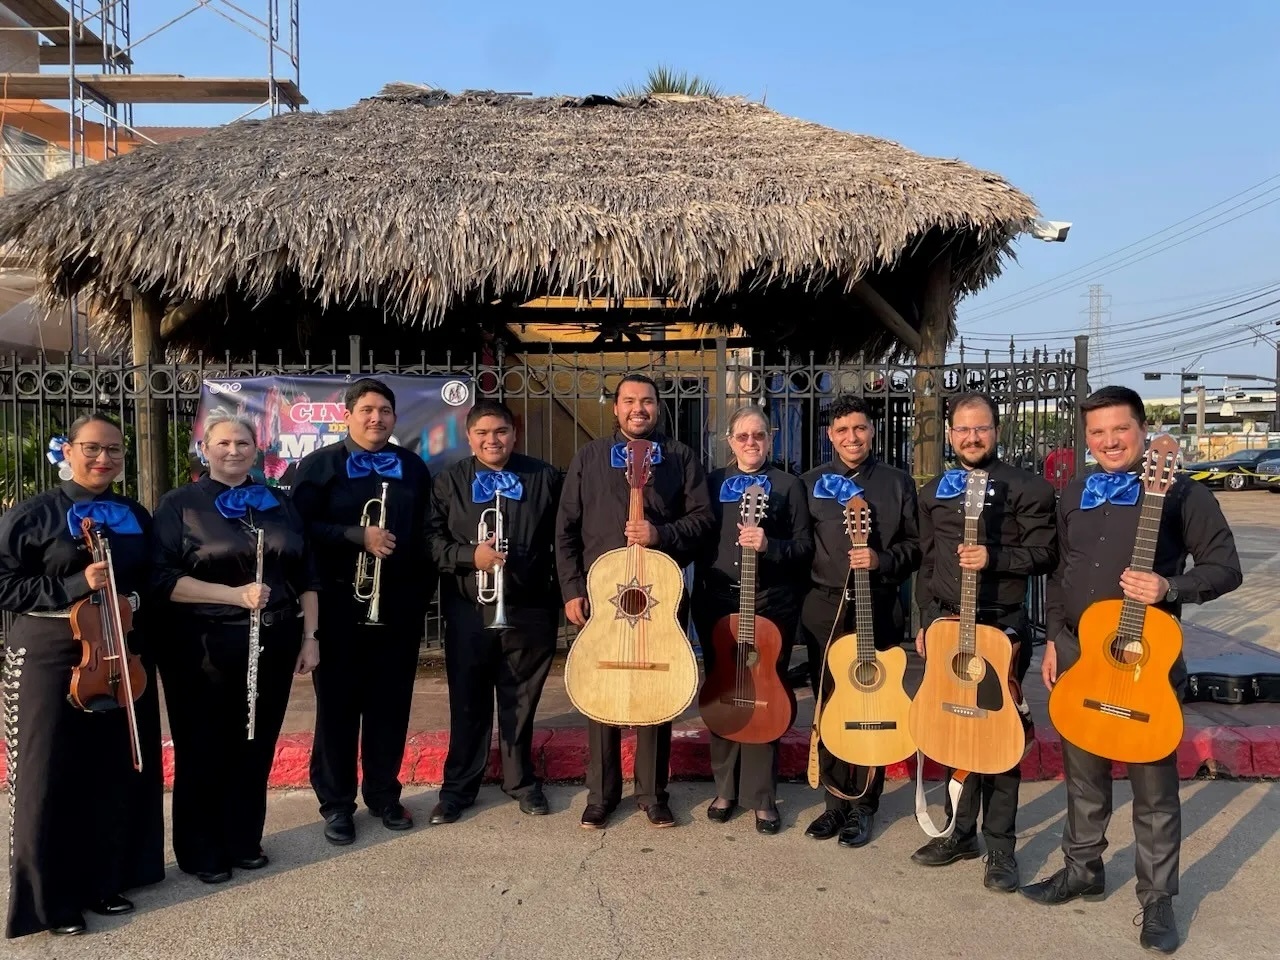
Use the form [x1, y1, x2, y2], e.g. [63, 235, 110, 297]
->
[1185, 652, 1280, 705]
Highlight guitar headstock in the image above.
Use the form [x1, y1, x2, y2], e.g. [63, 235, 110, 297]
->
[843, 495, 872, 548]
[624, 440, 655, 490]
[1141, 434, 1181, 496]
[963, 469, 989, 520]
[739, 483, 769, 527]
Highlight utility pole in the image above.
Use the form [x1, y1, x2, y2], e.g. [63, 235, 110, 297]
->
[1196, 384, 1207, 457]
[1087, 284, 1110, 384]
[1274, 341, 1280, 436]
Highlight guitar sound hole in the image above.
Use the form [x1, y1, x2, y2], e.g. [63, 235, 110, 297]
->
[950, 653, 985, 683]
[618, 588, 649, 617]
[851, 661, 882, 690]
[1109, 635, 1145, 667]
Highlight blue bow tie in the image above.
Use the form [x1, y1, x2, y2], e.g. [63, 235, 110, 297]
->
[935, 469, 969, 500]
[472, 469, 524, 503]
[813, 473, 863, 505]
[610, 442, 663, 469]
[347, 449, 403, 480]
[719, 473, 771, 503]
[215, 484, 281, 519]
[1081, 471, 1141, 510]
[66, 500, 142, 538]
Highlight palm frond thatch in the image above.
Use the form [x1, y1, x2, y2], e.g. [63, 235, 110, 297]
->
[0, 86, 1038, 354]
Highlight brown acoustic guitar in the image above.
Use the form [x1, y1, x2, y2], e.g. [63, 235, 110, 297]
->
[563, 439, 699, 727]
[818, 496, 916, 767]
[698, 483, 797, 744]
[1048, 435, 1184, 763]
[907, 468, 1026, 775]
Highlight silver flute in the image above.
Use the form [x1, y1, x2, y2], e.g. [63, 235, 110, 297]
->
[247, 528, 265, 740]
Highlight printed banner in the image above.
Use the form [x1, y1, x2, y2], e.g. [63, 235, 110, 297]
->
[192, 374, 475, 489]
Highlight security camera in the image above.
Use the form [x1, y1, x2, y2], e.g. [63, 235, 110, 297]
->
[1029, 219, 1072, 242]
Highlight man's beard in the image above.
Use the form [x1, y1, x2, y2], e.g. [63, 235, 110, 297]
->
[956, 447, 995, 469]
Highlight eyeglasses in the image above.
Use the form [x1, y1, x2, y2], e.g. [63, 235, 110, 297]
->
[731, 431, 770, 444]
[950, 426, 995, 437]
[71, 442, 126, 460]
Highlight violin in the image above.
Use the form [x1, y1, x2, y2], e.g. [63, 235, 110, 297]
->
[68, 517, 146, 772]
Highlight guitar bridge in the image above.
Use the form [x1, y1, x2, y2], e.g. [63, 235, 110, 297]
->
[596, 661, 670, 672]
[942, 702, 989, 719]
[1082, 699, 1151, 723]
[719, 696, 765, 707]
[843, 721, 898, 730]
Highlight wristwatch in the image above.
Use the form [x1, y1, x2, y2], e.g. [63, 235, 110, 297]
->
[1164, 581, 1179, 603]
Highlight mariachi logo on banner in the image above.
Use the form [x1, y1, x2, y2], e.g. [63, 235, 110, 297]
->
[193, 374, 474, 489]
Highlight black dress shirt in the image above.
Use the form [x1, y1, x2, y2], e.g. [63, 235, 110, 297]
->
[1046, 470, 1242, 669]
[0, 480, 152, 615]
[916, 459, 1058, 630]
[430, 452, 563, 612]
[150, 475, 317, 625]
[290, 435, 435, 623]
[555, 430, 713, 604]
[696, 465, 813, 616]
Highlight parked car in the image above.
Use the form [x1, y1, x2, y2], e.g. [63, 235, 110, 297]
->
[1256, 457, 1280, 492]
[1182, 447, 1280, 491]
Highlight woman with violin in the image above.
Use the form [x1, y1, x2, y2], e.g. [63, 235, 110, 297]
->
[692, 405, 813, 834]
[151, 409, 319, 884]
[0, 413, 165, 938]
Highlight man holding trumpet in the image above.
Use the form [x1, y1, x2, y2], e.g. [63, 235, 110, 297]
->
[291, 378, 435, 846]
[428, 400, 563, 824]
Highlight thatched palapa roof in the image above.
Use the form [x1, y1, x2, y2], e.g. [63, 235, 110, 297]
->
[0, 85, 1039, 356]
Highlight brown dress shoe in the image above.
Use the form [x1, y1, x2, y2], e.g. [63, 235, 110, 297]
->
[639, 801, 675, 827]
[580, 803, 614, 829]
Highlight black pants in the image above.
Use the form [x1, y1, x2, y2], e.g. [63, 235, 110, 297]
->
[160, 616, 300, 873]
[310, 600, 421, 819]
[440, 598, 556, 806]
[692, 592, 796, 810]
[801, 587, 888, 814]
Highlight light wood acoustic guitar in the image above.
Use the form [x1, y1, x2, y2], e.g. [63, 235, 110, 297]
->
[1048, 435, 1184, 763]
[817, 495, 917, 767]
[563, 439, 699, 727]
[698, 483, 797, 744]
[908, 469, 1026, 775]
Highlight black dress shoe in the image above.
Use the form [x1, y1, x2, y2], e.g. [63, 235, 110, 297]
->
[88, 894, 134, 916]
[429, 801, 461, 825]
[519, 787, 550, 816]
[1019, 867, 1105, 905]
[580, 803, 615, 829]
[50, 913, 86, 936]
[323, 813, 355, 846]
[837, 809, 874, 848]
[706, 799, 738, 823]
[639, 801, 675, 827]
[983, 850, 1020, 893]
[754, 811, 781, 835]
[1137, 897, 1179, 954]
[804, 809, 847, 840]
[380, 803, 413, 830]
[912, 835, 981, 866]
[196, 870, 232, 884]
[235, 851, 270, 870]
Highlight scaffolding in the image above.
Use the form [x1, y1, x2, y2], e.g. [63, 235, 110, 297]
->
[0, 0, 306, 350]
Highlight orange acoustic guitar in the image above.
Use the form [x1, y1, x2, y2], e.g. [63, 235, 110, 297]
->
[698, 483, 797, 744]
[1048, 435, 1184, 763]
[817, 495, 916, 767]
[908, 468, 1026, 775]
[563, 439, 699, 727]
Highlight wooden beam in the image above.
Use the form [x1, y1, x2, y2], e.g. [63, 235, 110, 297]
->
[127, 285, 170, 509]
[851, 279, 922, 354]
[38, 43, 132, 67]
[159, 298, 206, 341]
[912, 251, 952, 485]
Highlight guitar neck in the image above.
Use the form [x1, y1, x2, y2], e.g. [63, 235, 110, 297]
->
[628, 486, 644, 531]
[1119, 491, 1165, 638]
[738, 542, 756, 643]
[959, 516, 979, 656]
[852, 564, 876, 662]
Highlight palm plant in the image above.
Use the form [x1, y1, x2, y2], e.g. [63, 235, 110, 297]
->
[617, 65, 723, 99]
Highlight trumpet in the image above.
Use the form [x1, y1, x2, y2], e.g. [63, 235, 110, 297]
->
[476, 487, 510, 630]
[354, 481, 388, 625]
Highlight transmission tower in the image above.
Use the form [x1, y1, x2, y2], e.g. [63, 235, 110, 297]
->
[1086, 284, 1111, 386]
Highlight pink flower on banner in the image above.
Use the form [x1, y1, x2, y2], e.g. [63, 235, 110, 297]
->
[262, 452, 288, 481]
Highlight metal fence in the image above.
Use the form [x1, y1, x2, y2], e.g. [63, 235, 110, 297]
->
[1, 335, 1088, 647]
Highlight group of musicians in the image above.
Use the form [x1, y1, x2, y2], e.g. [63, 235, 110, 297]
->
[0, 375, 1242, 955]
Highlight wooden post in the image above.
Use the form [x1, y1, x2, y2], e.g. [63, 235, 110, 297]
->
[913, 250, 952, 485]
[128, 285, 169, 509]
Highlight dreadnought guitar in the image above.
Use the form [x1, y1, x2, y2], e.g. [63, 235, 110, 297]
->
[698, 483, 797, 744]
[1048, 435, 1184, 763]
[564, 439, 699, 727]
[817, 495, 916, 767]
[908, 469, 1026, 775]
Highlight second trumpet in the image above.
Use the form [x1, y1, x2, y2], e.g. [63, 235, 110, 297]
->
[355, 481, 388, 625]
[477, 487, 510, 630]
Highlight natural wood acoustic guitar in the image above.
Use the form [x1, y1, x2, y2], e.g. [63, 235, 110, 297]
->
[908, 469, 1026, 775]
[1048, 435, 1184, 763]
[698, 483, 797, 744]
[563, 439, 699, 727]
[817, 495, 916, 767]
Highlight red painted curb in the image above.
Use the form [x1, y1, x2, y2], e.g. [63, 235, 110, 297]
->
[2, 724, 1277, 791]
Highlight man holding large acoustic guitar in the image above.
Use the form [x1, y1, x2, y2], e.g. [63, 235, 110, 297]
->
[910, 392, 1056, 892]
[1021, 386, 1241, 955]
[555, 373, 713, 830]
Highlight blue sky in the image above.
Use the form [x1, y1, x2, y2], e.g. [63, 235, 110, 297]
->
[129, 0, 1279, 393]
